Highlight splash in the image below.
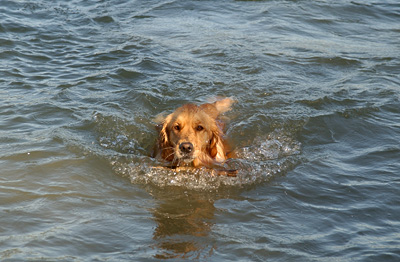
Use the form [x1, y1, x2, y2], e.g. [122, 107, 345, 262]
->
[111, 128, 302, 191]
[92, 112, 302, 190]
[236, 129, 302, 161]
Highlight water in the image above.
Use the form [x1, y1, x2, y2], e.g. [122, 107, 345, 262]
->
[1, 0, 399, 261]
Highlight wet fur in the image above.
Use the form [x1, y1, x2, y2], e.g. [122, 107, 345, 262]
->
[154, 98, 235, 169]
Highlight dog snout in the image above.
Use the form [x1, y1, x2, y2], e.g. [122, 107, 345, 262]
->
[179, 142, 193, 154]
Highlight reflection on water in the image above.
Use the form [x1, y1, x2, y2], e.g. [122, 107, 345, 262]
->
[150, 190, 216, 259]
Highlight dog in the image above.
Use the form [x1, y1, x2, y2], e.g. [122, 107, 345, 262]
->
[153, 98, 236, 176]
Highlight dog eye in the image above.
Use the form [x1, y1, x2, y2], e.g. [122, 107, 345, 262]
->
[196, 125, 204, 131]
[174, 125, 181, 131]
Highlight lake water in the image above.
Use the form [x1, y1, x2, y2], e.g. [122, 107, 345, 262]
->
[1, 0, 399, 261]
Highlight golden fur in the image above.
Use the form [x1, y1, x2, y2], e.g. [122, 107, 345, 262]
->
[154, 98, 235, 169]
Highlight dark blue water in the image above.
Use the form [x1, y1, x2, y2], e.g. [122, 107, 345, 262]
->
[1, 0, 399, 261]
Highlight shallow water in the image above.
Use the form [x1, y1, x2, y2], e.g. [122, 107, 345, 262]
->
[1, 0, 400, 261]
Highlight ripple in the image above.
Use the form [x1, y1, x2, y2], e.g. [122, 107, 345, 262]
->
[0, 37, 14, 47]
[135, 57, 164, 72]
[306, 56, 361, 67]
[1, 20, 37, 34]
[111, 68, 145, 80]
[93, 15, 114, 24]
[93, 112, 152, 155]
[298, 96, 360, 110]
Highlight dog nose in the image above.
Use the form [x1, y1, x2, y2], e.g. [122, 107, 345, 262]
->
[179, 142, 193, 154]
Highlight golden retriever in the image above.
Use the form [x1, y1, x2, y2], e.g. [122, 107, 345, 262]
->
[154, 98, 236, 174]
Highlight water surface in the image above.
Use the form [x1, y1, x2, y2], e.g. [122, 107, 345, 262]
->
[1, 0, 400, 261]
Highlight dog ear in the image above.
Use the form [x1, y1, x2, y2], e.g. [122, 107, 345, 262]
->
[158, 115, 174, 161]
[208, 128, 225, 162]
[214, 97, 236, 114]
[200, 97, 236, 119]
[209, 131, 218, 158]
